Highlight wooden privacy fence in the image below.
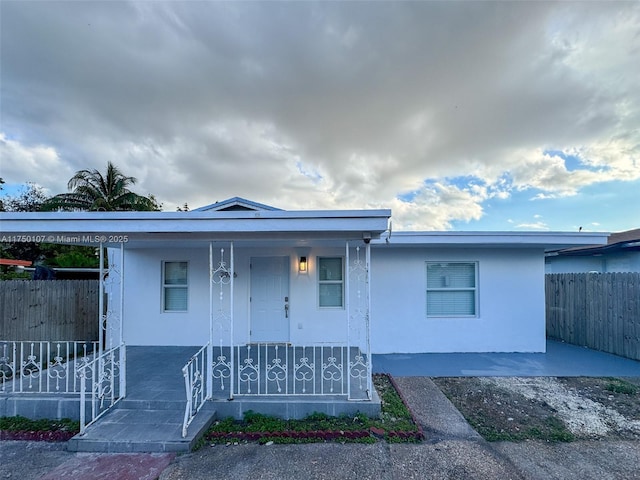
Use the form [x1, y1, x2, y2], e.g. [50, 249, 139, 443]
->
[546, 273, 640, 361]
[0, 280, 99, 341]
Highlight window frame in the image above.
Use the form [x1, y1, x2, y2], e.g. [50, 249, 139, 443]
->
[317, 256, 345, 309]
[425, 261, 478, 318]
[162, 261, 189, 313]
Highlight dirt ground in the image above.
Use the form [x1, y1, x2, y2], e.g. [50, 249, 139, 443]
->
[433, 376, 640, 442]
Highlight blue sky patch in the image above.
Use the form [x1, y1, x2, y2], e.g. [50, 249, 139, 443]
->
[397, 191, 419, 202]
[295, 161, 323, 183]
[443, 175, 484, 190]
[543, 149, 605, 173]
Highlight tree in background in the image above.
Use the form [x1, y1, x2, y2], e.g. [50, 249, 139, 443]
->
[0, 183, 99, 270]
[2, 163, 162, 272]
[43, 162, 161, 211]
[0, 183, 49, 266]
[1, 182, 47, 212]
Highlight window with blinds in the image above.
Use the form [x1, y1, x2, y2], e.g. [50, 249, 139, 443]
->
[163, 261, 188, 312]
[318, 257, 344, 308]
[426, 262, 477, 317]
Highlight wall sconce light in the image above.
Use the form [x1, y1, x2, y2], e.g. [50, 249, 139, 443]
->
[298, 256, 307, 273]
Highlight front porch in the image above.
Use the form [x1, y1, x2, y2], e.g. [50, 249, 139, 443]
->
[0, 203, 391, 452]
[1, 344, 380, 452]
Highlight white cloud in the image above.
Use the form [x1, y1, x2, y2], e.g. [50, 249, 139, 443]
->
[516, 221, 549, 231]
[501, 143, 640, 201]
[0, 134, 72, 194]
[387, 182, 486, 230]
[1, 2, 638, 229]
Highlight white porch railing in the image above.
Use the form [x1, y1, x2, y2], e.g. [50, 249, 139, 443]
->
[210, 343, 371, 400]
[0, 340, 98, 394]
[182, 342, 371, 437]
[182, 343, 209, 438]
[78, 343, 125, 435]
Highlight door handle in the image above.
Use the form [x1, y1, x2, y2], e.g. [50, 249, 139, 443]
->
[285, 303, 289, 318]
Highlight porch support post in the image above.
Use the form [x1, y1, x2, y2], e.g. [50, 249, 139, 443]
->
[119, 242, 126, 397]
[207, 242, 213, 399]
[365, 241, 372, 397]
[119, 242, 124, 346]
[345, 241, 351, 397]
[229, 241, 235, 400]
[98, 242, 104, 357]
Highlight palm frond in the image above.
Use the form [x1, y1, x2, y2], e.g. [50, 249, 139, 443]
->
[53, 162, 157, 212]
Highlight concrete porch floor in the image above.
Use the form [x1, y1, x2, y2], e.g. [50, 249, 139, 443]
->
[373, 339, 640, 377]
[67, 346, 212, 453]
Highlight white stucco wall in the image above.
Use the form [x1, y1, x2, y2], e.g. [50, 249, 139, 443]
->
[370, 247, 547, 353]
[122, 247, 210, 346]
[118, 244, 547, 353]
[120, 245, 351, 346]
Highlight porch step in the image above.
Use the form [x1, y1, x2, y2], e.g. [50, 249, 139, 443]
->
[118, 398, 188, 411]
[67, 404, 216, 453]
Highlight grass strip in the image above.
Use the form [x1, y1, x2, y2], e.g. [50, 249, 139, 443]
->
[203, 374, 423, 445]
[0, 416, 79, 442]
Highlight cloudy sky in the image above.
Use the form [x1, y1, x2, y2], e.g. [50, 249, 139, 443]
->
[1, 1, 638, 231]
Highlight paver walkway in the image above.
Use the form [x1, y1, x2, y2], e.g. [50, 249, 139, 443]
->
[39, 453, 175, 480]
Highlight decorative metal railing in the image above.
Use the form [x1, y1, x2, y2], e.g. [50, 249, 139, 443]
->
[0, 340, 98, 394]
[78, 343, 124, 435]
[210, 343, 371, 400]
[346, 243, 373, 401]
[182, 343, 209, 438]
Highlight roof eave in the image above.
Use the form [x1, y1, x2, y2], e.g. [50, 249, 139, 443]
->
[0, 210, 391, 245]
[372, 231, 609, 250]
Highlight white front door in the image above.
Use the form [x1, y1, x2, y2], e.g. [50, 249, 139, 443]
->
[250, 256, 290, 342]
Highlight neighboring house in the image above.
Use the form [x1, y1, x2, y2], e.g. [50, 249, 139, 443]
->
[0, 197, 607, 443]
[545, 228, 640, 274]
[28, 267, 99, 280]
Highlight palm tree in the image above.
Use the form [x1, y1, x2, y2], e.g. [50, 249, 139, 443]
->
[43, 162, 161, 211]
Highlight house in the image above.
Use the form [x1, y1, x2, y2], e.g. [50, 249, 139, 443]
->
[0, 197, 607, 448]
[545, 228, 640, 273]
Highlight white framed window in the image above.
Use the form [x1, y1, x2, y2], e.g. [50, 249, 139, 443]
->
[163, 261, 188, 312]
[426, 262, 477, 317]
[318, 257, 344, 308]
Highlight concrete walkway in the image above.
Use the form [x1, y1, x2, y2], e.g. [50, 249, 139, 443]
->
[373, 339, 640, 377]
